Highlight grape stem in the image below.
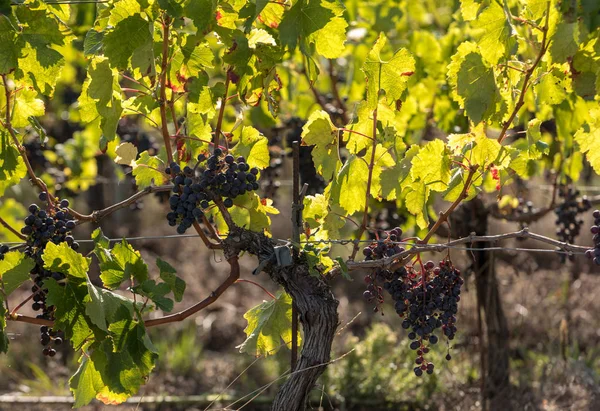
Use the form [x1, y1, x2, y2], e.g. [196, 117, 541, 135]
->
[159, 14, 174, 163]
[497, 2, 551, 144]
[0, 216, 26, 240]
[1, 74, 54, 207]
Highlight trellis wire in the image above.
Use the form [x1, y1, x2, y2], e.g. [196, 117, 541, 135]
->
[3, 234, 590, 255]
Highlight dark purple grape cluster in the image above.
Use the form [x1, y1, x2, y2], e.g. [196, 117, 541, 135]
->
[383, 259, 463, 376]
[362, 227, 405, 311]
[0, 244, 9, 261]
[554, 186, 591, 262]
[585, 209, 600, 265]
[166, 149, 260, 234]
[22, 193, 73, 356]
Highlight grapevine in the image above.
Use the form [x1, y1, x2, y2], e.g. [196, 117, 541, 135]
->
[0, 0, 599, 410]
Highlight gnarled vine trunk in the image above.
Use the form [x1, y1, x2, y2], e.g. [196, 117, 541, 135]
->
[223, 227, 339, 411]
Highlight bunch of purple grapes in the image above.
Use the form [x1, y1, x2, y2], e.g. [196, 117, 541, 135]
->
[383, 259, 463, 376]
[361, 227, 405, 310]
[586, 209, 600, 265]
[22, 193, 73, 356]
[554, 186, 591, 262]
[165, 149, 260, 234]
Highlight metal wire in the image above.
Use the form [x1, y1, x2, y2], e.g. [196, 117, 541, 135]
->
[2, 234, 590, 255]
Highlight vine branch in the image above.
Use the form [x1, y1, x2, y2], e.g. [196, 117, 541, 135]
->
[498, 2, 551, 144]
[1, 74, 53, 205]
[349, 107, 378, 260]
[159, 15, 174, 163]
[0, 216, 26, 240]
[72, 185, 173, 223]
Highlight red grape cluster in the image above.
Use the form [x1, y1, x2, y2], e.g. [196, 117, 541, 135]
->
[586, 209, 600, 265]
[383, 259, 463, 376]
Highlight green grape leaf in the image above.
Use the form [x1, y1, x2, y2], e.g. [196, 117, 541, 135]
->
[0, 251, 35, 295]
[380, 145, 420, 200]
[303, 193, 329, 230]
[14, 3, 75, 95]
[83, 29, 104, 56]
[524, 118, 549, 160]
[132, 151, 166, 188]
[0, 131, 27, 197]
[230, 126, 270, 169]
[184, 0, 216, 33]
[78, 57, 123, 143]
[42, 242, 91, 279]
[86, 278, 138, 332]
[574, 108, 600, 175]
[329, 154, 367, 215]
[97, 239, 149, 290]
[131, 280, 173, 312]
[410, 140, 451, 192]
[156, 258, 186, 302]
[460, 0, 486, 21]
[158, 0, 185, 17]
[0, 16, 18, 75]
[443, 167, 479, 202]
[362, 33, 415, 110]
[548, 21, 580, 64]
[534, 69, 569, 106]
[471, 1, 514, 65]
[223, 192, 279, 235]
[8, 85, 43, 129]
[301, 110, 340, 181]
[103, 14, 154, 72]
[448, 42, 499, 125]
[279, 0, 347, 59]
[466, 132, 511, 169]
[71, 324, 157, 407]
[70, 355, 106, 408]
[238, 291, 300, 357]
[509, 120, 549, 179]
[44, 279, 94, 349]
[169, 40, 213, 91]
[404, 180, 430, 229]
